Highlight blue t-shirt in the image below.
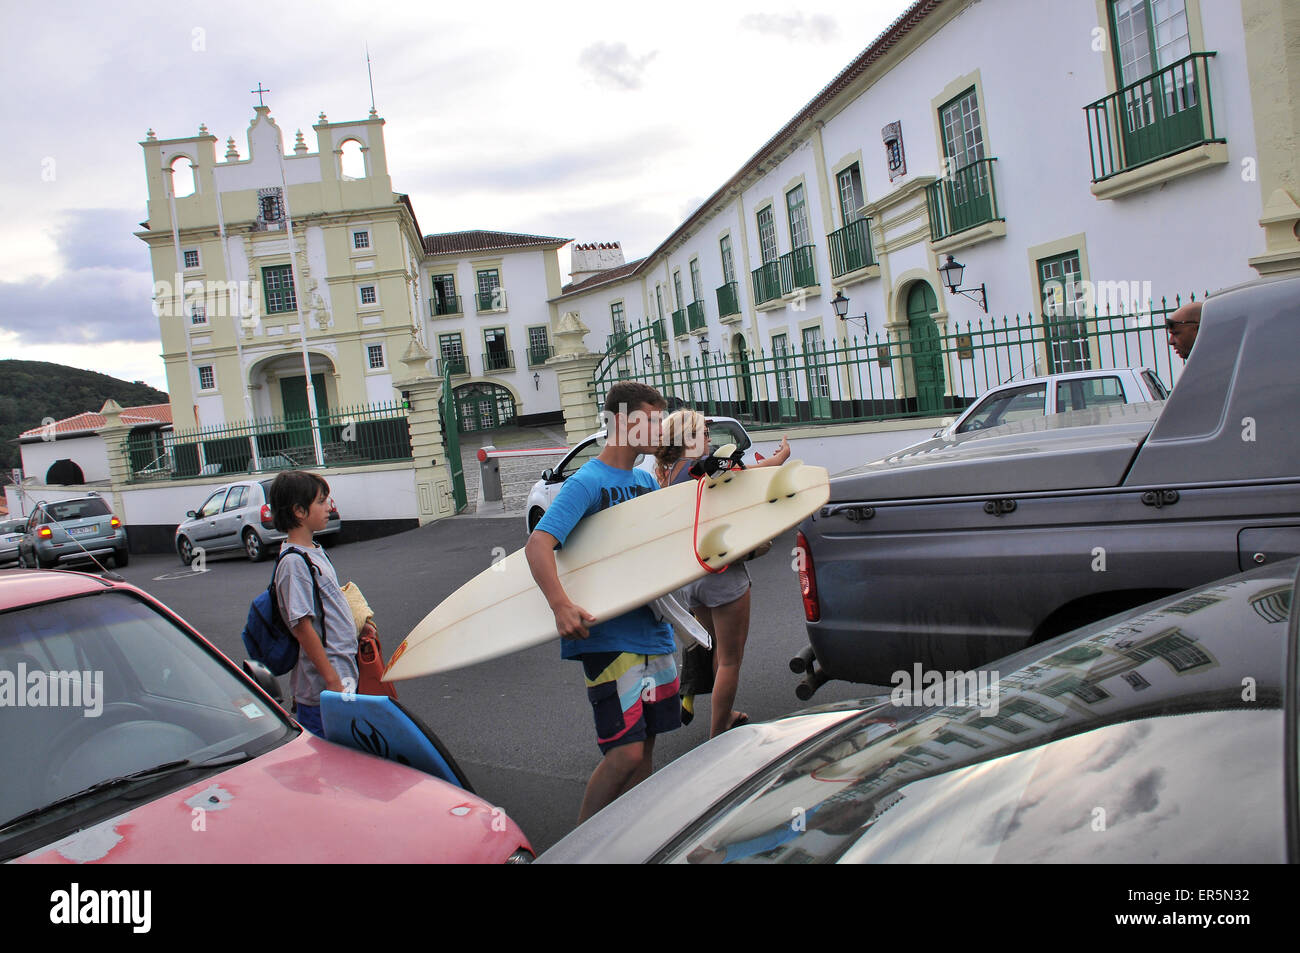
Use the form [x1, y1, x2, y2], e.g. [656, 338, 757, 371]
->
[534, 458, 674, 660]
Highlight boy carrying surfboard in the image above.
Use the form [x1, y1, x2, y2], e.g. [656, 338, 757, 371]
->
[525, 382, 680, 823]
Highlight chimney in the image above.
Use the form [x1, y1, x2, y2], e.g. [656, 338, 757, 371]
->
[569, 241, 625, 285]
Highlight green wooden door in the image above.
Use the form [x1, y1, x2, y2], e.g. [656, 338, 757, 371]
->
[280, 374, 328, 448]
[1110, 0, 1200, 167]
[801, 326, 832, 420]
[772, 334, 796, 419]
[906, 283, 945, 414]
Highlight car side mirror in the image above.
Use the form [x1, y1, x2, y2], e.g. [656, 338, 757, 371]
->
[541, 468, 554, 482]
[186, 510, 196, 518]
[243, 659, 284, 704]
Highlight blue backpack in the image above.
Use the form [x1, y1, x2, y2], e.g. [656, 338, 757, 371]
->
[241, 547, 327, 676]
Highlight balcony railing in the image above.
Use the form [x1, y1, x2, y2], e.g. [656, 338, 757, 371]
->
[430, 295, 461, 317]
[527, 345, 554, 366]
[672, 308, 688, 337]
[438, 357, 467, 376]
[751, 261, 782, 306]
[482, 350, 514, 372]
[1084, 51, 1220, 182]
[652, 319, 666, 344]
[476, 289, 506, 312]
[926, 157, 1002, 242]
[687, 300, 706, 331]
[828, 218, 876, 278]
[606, 326, 630, 355]
[716, 280, 740, 317]
[779, 245, 817, 293]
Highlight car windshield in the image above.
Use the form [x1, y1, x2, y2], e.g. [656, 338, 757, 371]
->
[957, 384, 1046, 433]
[0, 592, 293, 853]
[660, 565, 1294, 864]
[44, 498, 111, 522]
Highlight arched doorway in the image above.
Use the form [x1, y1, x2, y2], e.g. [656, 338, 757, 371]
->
[454, 382, 517, 432]
[905, 282, 945, 414]
[46, 459, 86, 485]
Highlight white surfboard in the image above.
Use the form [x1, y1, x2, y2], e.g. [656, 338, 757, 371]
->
[383, 458, 830, 681]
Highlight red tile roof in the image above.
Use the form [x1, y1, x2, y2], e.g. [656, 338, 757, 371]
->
[423, 230, 571, 256]
[560, 258, 647, 295]
[18, 403, 173, 440]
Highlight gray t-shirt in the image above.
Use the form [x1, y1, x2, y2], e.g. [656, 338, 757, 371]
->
[274, 542, 359, 707]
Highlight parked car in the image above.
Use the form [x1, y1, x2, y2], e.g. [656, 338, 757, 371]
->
[174, 479, 341, 565]
[539, 558, 1298, 863]
[0, 568, 533, 863]
[892, 366, 1168, 458]
[15, 494, 129, 570]
[795, 275, 1300, 692]
[524, 415, 757, 532]
[0, 518, 26, 567]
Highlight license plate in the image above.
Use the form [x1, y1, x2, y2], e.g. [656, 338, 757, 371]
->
[68, 525, 98, 537]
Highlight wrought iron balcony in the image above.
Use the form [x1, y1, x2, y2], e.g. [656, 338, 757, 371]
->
[926, 157, 1002, 242]
[430, 295, 461, 317]
[687, 300, 706, 330]
[751, 261, 782, 306]
[779, 245, 817, 293]
[716, 280, 740, 317]
[828, 219, 876, 278]
[482, 350, 515, 372]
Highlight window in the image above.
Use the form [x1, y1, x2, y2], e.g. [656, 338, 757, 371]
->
[223, 486, 248, 511]
[1112, 0, 1190, 86]
[1109, 0, 1197, 160]
[836, 165, 865, 226]
[367, 344, 385, 369]
[802, 325, 830, 399]
[772, 333, 794, 402]
[940, 88, 986, 173]
[786, 185, 811, 249]
[183, 249, 200, 269]
[438, 332, 465, 374]
[262, 265, 296, 314]
[257, 189, 284, 223]
[1056, 376, 1125, 412]
[189, 301, 207, 325]
[527, 325, 551, 366]
[958, 383, 1048, 433]
[476, 269, 503, 311]
[198, 365, 215, 390]
[431, 274, 458, 315]
[673, 271, 685, 310]
[1142, 369, 1169, 400]
[198, 489, 226, 519]
[353, 230, 370, 250]
[656, 285, 665, 319]
[719, 236, 736, 285]
[360, 285, 377, 306]
[1038, 251, 1092, 373]
[757, 206, 778, 263]
[689, 259, 703, 302]
[483, 327, 511, 371]
[611, 301, 625, 332]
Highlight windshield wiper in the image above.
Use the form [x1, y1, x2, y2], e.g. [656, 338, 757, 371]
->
[0, 751, 252, 834]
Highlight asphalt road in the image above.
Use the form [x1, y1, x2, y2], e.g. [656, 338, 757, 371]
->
[106, 517, 883, 852]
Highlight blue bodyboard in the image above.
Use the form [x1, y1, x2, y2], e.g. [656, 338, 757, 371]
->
[319, 691, 472, 791]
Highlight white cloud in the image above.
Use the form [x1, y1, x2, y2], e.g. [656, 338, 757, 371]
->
[577, 42, 658, 91]
[739, 11, 838, 42]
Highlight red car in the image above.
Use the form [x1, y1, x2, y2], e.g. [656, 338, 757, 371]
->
[0, 569, 532, 863]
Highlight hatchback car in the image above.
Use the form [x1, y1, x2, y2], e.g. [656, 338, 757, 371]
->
[0, 569, 533, 863]
[0, 518, 26, 567]
[540, 558, 1298, 863]
[174, 479, 341, 565]
[15, 495, 129, 570]
[523, 416, 757, 532]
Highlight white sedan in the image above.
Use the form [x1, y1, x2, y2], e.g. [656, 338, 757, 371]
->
[523, 416, 758, 533]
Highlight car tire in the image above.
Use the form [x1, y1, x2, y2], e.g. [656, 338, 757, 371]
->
[243, 528, 266, 562]
[177, 536, 195, 567]
[527, 507, 545, 533]
[114, 547, 129, 568]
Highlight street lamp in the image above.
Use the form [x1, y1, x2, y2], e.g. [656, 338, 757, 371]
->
[938, 255, 988, 312]
[831, 290, 870, 332]
[698, 333, 709, 355]
[532, 372, 540, 390]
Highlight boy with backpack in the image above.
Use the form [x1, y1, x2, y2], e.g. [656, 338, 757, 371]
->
[268, 470, 365, 737]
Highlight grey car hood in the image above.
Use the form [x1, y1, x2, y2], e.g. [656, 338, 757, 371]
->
[829, 401, 1165, 501]
[537, 706, 868, 864]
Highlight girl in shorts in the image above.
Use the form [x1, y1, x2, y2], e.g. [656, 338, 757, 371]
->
[654, 410, 789, 738]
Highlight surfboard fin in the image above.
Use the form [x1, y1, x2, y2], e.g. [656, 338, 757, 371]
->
[696, 524, 732, 564]
[766, 459, 805, 502]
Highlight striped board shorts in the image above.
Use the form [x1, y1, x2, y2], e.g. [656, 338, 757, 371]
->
[580, 651, 682, 754]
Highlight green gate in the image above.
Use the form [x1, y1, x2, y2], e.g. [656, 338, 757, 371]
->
[441, 371, 467, 513]
[906, 282, 945, 414]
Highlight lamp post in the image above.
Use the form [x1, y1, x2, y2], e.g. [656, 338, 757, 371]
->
[831, 290, 870, 332]
[938, 255, 988, 312]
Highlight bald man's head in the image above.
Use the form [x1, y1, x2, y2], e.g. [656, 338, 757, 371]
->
[1166, 301, 1202, 360]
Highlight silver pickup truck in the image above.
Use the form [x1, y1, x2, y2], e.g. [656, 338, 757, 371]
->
[794, 274, 1300, 695]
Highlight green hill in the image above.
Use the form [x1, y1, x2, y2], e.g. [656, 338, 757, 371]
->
[0, 361, 169, 477]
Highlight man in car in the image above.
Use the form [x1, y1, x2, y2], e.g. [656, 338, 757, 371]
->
[1166, 301, 1201, 361]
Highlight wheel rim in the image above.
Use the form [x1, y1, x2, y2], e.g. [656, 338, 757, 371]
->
[179, 538, 192, 563]
[245, 532, 260, 559]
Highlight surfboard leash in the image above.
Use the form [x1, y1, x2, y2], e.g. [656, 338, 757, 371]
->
[691, 474, 728, 575]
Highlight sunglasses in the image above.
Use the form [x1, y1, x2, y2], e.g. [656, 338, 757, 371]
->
[1165, 319, 1199, 330]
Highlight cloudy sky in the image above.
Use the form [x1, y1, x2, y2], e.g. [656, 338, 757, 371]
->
[0, 0, 914, 393]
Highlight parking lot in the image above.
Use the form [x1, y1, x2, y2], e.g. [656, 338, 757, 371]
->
[100, 516, 882, 851]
